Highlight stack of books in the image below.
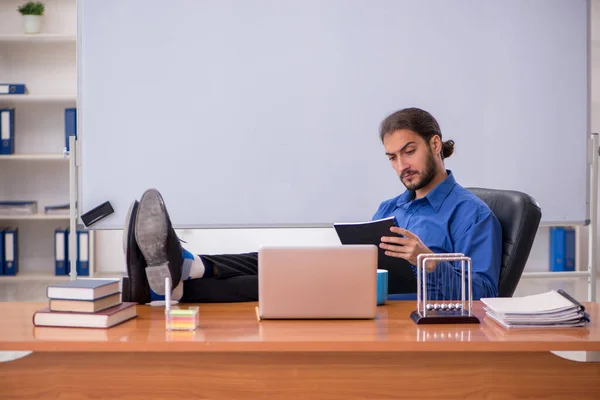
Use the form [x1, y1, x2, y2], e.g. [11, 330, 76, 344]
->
[481, 289, 590, 329]
[33, 279, 137, 329]
[45, 204, 70, 215]
[0, 201, 37, 215]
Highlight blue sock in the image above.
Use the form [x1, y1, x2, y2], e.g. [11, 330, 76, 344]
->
[182, 248, 194, 280]
[150, 287, 165, 301]
[149, 248, 195, 301]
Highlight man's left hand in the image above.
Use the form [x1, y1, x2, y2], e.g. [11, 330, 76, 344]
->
[380, 227, 436, 270]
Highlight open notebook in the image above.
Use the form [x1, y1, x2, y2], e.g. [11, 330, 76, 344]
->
[481, 290, 590, 329]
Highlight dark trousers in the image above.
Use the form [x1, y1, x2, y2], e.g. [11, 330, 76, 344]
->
[181, 252, 259, 303]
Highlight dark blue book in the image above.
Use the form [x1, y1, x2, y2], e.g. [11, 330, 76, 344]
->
[334, 216, 416, 294]
[0, 201, 36, 205]
[45, 204, 70, 216]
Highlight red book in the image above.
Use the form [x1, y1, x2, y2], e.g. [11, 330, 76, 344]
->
[33, 302, 137, 328]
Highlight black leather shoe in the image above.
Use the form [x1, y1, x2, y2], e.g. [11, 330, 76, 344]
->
[123, 200, 151, 304]
[135, 188, 183, 296]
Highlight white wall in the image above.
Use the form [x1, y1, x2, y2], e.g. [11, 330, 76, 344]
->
[94, 2, 598, 288]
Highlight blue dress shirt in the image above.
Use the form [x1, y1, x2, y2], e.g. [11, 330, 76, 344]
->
[372, 170, 502, 300]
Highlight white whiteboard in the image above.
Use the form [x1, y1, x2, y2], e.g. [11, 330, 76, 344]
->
[78, 0, 589, 229]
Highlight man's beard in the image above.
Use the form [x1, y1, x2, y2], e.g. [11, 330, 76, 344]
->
[400, 148, 437, 191]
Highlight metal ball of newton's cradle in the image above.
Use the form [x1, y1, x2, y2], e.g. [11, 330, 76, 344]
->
[425, 302, 464, 312]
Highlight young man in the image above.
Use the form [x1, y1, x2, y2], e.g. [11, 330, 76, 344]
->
[124, 107, 502, 304]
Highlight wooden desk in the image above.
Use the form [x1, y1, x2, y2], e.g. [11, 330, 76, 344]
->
[1, 301, 599, 400]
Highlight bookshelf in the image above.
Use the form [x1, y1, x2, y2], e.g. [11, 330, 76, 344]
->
[0, 214, 69, 221]
[0, 94, 76, 103]
[0, 270, 120, 282]
[0, 153, 69, 160]
[0, 0, 94, 291]
[0, 272, 71, 282]
[0, 33, 76, 43]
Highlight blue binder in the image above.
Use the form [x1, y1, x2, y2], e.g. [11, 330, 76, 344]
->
[76, 230, 90, 276]
[64, 108, 77, 151]
[54, 228, 69, 276]
[549, 227, 565, 271]
[549, 227, 576, 272]
[0, 108, 15, 155]
[0, 229, 4, 276]
[66, 228, 72, 275]
[3, 228, 18, 276]
[0, 84, 26, 95]
[565, 228, 575, 271]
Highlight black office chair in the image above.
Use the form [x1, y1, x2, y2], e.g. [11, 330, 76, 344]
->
[467, 188, 542, 297]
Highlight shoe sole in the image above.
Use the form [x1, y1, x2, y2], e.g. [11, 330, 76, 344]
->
[123, 200, 137, 256]
[123, 199, 152, 304]
[122, 200, 136, 302]
[135, 189, 171, 295]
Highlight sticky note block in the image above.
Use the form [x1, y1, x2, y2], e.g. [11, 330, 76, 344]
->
[165, 306, 199, 331]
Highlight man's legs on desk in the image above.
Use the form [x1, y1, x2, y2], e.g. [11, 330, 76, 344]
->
[182, 253, 258, 303]
[125, 188, 259, 304]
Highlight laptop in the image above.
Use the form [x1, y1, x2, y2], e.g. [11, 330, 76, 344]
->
[257, 245, 378, 320]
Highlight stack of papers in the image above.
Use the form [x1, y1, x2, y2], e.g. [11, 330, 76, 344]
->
[481, 290, 590, 329]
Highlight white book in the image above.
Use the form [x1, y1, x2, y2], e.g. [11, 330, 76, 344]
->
[481, 290, 580, 315]
[481, 290, 589, 329]
[485, 308, 583, 323]
[485, 312, 587, 329]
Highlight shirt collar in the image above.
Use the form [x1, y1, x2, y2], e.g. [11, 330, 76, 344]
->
[395, 170, 457, 212]
[396, 188, 415, 207]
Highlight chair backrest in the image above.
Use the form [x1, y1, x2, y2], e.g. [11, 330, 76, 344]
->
[467, 188, 542, 297]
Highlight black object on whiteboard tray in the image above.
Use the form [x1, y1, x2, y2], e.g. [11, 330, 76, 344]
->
[81, 201, 114, 227]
